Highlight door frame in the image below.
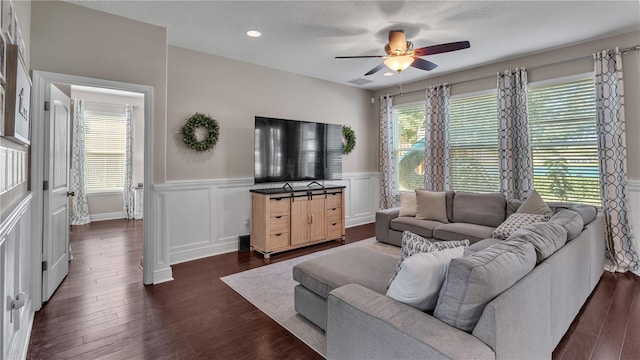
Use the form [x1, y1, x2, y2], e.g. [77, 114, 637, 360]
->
[31, 71, 156, 310]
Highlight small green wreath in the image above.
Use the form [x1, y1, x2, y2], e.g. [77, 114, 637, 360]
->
[342, 125, 356, 155]
[181, 113, 220, 152]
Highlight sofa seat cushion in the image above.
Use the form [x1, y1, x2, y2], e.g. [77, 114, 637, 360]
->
[390, 217, 443, 239]
[433, 222, 495, 243]
[452, 192, 506, 227]
[293, 247, 398, 299]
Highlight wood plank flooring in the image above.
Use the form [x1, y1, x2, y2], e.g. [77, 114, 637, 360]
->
[27, 219, 640, 359]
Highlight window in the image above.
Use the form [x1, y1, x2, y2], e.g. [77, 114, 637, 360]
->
[84, 109, 127, 192]
[392, 102, 426, 191]
[528, 77, 599, 205]
[449, 92, 499, 192]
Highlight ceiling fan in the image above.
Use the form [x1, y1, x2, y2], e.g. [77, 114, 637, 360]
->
[336, 30, 470, 76]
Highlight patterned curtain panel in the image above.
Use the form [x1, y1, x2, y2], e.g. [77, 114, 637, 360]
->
[497, 68, 533, 200]
[70, 99, 91, 225]
[123, 104, 135, 219]
[379, 95, 397, 209]
[424, 84, 451, 191]
[594, 48, 640, 275]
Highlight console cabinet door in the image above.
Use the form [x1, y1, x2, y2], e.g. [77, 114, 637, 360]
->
[308, 196, 326, 242]
[290, 197, 310, 246]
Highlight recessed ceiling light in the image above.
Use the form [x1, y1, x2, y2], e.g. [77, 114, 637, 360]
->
[383, 72, 394, 77]
[247, 30, 261, 38]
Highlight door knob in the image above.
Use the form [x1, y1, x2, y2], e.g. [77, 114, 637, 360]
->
[67, 191, 75, 197]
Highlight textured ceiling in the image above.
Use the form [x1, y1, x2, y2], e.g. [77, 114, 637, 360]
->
[68, 1, 640, 90]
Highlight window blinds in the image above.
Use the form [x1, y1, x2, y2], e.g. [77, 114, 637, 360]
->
[393, 103, 426, 191]
[84, 110, 127, 192]
[449, 93, 499, 193]
[528, 78, 599, 205]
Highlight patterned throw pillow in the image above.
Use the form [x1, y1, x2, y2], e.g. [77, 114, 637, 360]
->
[431, 239, 471, 251]
[388, 232, 434, 287]
[492, 213, 549, 240]
[388, 232, 470, 287]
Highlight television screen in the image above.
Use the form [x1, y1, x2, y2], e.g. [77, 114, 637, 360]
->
[254, 116, 342, 184]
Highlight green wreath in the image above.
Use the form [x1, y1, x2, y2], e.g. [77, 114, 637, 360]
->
[181, 113, 220, 152]
[342, 125, 356, 155]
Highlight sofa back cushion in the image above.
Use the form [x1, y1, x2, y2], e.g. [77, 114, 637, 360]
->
[508, 222, 568, 263]
[452, 192, 506, 227]
[434, 239, 536, 332]
[446, 191, 455, 222]
[548, 202, 598, 225]
[549, 209, 584, 240]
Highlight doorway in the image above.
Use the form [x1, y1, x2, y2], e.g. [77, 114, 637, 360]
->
[31, 71, 156, 310]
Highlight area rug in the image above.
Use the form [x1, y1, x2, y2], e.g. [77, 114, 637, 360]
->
[220, 237, 399, 357]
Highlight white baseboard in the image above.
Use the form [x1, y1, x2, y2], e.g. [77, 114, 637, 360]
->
[152, 267, 174, 284]
[170, 237, 238, 264]
[89, 211, 125, 222]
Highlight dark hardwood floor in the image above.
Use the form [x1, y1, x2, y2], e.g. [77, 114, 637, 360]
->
[27, 219, 639, 359]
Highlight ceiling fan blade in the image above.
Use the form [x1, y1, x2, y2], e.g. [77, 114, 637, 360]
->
[411, 58, 438, 71]
[365, 63, 387, 76]
[413, 41, 470, 57]
[335, 55, 386, 59]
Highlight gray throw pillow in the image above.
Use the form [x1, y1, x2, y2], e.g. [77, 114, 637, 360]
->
[507, 222, 568, 263]
[434, 239, 536, 332]
[415, 190, 448, 223]
[549, 209, 584, 240]
[516, 190, 553, 217]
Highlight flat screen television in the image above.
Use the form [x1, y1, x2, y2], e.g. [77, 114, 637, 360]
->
[254, 116, 342, 184]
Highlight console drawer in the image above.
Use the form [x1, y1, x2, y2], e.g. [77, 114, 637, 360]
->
[326, 193, 342, 208]
[269, 197, 290, 215]
[270, 215, 289, 233]
[327, 221, 343, 239]
[326, 207, 342, 222]
[269, 231, 290, 250]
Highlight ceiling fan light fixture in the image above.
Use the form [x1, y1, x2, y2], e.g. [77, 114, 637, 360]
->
[384, 55, 414, 72]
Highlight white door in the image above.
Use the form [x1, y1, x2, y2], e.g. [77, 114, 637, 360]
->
[42, 84, 71, 302]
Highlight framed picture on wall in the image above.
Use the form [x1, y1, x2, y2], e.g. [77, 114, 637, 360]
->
[11, 10, 17, 44]
[4, 44, 30, 145]
[0, 84, 5, 136]
[0, 31, 6, 85]
[4, 1, 13, 45]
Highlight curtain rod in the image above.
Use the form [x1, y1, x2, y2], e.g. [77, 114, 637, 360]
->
[388, 44, 640, 98]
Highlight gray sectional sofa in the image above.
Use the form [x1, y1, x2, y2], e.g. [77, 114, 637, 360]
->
[293, 191, 604, 359]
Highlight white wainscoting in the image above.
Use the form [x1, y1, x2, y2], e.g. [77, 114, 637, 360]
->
[627, 179, 640, 252]
[153, 173, 380, 265]
[0, 194, 34, 360]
